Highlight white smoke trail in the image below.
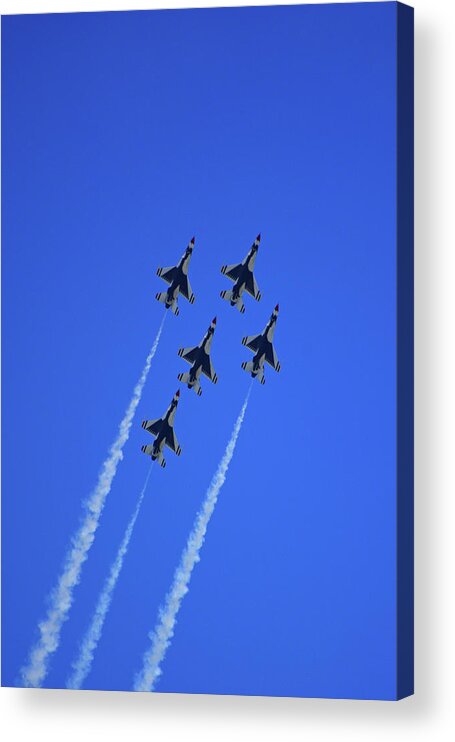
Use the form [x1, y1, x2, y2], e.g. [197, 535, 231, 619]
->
[21, 315, 166, 688]
[66, 466, 153, 690]
[134, 389, 251, 692]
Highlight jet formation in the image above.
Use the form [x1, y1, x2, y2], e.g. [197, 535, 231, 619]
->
[143, 234, 280, 466]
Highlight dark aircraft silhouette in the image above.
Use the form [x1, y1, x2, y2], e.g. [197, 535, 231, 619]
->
[241, 304, 281, 385]
[156, 237, 196, 315]
[177, 317, 219, 396]
[220, 233, 262, 313]
[141, 390, 182, 468]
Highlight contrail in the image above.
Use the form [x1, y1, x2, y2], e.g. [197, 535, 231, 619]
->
[21, 314, 166, 688]
[134, 388, 251, 692]
[66, 466, 153, 690]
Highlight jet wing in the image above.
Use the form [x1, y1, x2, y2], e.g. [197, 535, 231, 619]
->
[242, 334, 262, 353]
[265, 343, 281, 371]
[244, 272, 261, 300]
[221, 263, 243, 282]
[179, 275, 195, 303]
[157, 266, 176, 285]
[178, 345, 199, 365]
[165, 428, 182, 455]
[143, 418, 162, 437]
[201, 354, 217, 382]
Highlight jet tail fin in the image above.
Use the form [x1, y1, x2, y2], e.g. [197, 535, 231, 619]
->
[156, 291, 167, 304]
[156, 292, 179, 315]
[241, 361, 265, 384]
[241, 361, 254, 373]
[178, 372, 203, 396]
[220, 289, 245, 314]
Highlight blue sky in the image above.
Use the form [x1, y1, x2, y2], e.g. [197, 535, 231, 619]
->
[2, 3, 398, 699]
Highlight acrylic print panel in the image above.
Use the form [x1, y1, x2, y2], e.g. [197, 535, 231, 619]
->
[1, 2, 414, 700]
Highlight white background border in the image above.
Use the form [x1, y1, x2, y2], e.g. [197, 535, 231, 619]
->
[1, 1, 454, 740]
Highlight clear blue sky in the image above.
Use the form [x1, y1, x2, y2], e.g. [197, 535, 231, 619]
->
[2, 3, 398, 699]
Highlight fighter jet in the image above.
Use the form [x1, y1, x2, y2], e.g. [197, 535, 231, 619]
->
[241, 304, 281, 384]
[177, 317, 219, 396]
[155, 237, 196, 316]
[220, 233, 262, 313]
[141, 390, 182, 468]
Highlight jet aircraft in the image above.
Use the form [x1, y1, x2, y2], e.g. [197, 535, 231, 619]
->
[177, 317, 219, 396]
[141, 390, 182, 468]
[220, 234, 262, 313]
[156, 237, 196, 315]
[241, 304, 281, 384]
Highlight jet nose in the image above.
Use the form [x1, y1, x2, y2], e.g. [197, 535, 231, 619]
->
[212, 316, 217, 325]
[256, 233, 261, 242]
[175, 389, 180, 397]
[275, 303, 279, 312]
[190, 236, 195, 244]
